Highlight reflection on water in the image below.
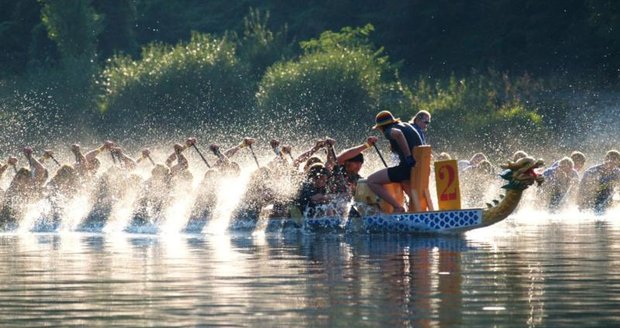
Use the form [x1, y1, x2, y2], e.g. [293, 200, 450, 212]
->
[1, 214, 620, 326]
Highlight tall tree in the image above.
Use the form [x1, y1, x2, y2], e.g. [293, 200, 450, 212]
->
[40, 0, 101, 64]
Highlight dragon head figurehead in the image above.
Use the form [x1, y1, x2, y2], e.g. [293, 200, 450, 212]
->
[499, 156, 545, 190]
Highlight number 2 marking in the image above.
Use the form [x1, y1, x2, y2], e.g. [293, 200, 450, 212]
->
[439, 164, 457, 201]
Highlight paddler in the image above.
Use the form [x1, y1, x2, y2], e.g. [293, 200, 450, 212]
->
[329, 136, 378, 195]
[577, 150, 620, 214]
[366, 110, 422, 213]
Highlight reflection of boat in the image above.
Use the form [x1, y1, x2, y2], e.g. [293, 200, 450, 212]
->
[230, 151, 544, 234]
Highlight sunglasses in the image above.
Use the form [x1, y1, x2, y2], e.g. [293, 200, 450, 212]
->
[422, 120, 430, 124]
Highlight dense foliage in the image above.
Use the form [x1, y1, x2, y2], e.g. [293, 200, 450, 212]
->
[256, 25, 397, 138]
[3, 0, 619, 79]
[398, 73, 546, 154]
[100, 33, 251, 131]
[0, 0, 616, 153]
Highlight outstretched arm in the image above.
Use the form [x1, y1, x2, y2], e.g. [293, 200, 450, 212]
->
[111, 147, 137, 170]
[23, 147, 48, 184]
[84, 141, 113, 162]
[292, 139, 325, 168]
[210, 144, 231, 168]
[223, 137, 255, 158]
[336, 136, 378, 165]
[166, 138, 195, 168]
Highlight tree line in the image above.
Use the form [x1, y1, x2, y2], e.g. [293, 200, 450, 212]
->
[1, 0, 618, 80]
[0, 0, 616, 157]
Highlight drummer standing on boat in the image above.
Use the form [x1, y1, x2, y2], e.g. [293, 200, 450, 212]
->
[410, 110, 431, 145]
[367, 110, 423, 213]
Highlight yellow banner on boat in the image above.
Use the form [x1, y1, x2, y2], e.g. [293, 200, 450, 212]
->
[409, 145, 433, 212]
[434, 159, 461, 210]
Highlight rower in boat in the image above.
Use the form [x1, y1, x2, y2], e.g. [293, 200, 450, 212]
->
[294, 163, 334, 218]
[229, 167, 276, 228]
[165, 138, 195, 187]
[38, 162, 80, 230]
[329, 136, 378, 196]
[0, 147, 48, 230]
[538, 156, 579, 211]
[81, 144, 142, 231]
[577, 150, 620, 214]
[457, 153, 488, 172]
[460, 159, 500, 208]
[410, 110, 431, 145]
[131, 138, 195, 229]
[185, 138, 253, 232]
[71, 141, 115, 179]
[0, 156, 18, 203]
[367, 110, 422, 213]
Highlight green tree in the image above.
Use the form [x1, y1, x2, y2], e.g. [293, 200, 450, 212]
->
[40, 0, 101, 63]
[256, 24, 404, 139]
[100, 32, 253, 134]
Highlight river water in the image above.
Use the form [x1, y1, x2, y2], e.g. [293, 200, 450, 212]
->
[1, 209, 619, 327]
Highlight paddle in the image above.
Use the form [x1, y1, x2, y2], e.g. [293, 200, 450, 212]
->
[192, 144, 211, 168]
[105, 141, 117, 165]
[146, 154, 156, 166]
[248, 144, 260, 168]
[373, 144, 388, 168]
[141, 149, 156, 166]
[49, 154, 61, 167]
[43, 150, 61, 167]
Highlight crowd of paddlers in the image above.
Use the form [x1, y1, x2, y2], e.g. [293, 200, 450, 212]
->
[0, 110, 618, 232]
[0, 135, 380, 232]
[449, 148, 620, 214]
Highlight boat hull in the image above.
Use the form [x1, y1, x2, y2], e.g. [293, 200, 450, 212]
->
[229, 208, 485, 234]
[358, 208, 483, 233]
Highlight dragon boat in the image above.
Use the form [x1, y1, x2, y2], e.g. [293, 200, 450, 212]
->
[230, 146, 544, 234]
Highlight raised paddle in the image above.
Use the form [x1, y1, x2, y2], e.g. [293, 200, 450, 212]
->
[373, 144, 388, 168]
[146, 154, 156, 166]
[141, 149, 156, 165]
[192, 144, 211, 168]
[49, 154, 61, 167]
[248, 144, 260, 168]
[104, 140, 117, 165]
[42, 150, 61, 167]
